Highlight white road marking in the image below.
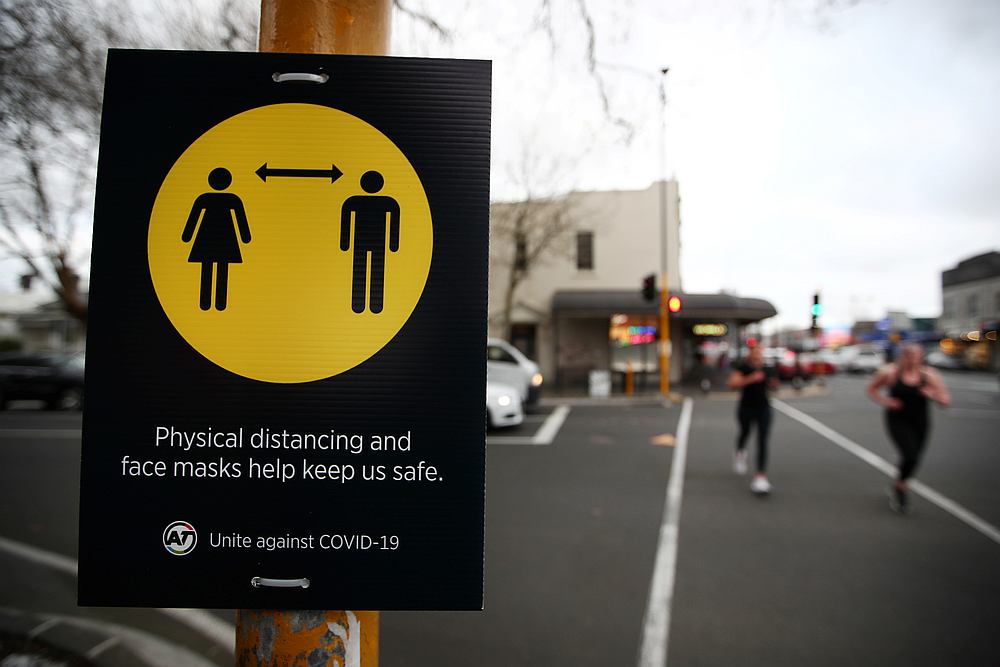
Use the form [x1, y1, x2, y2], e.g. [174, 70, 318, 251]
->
[27, 617, 60, 638]
[638, 397, 693, 667]
[487, 405, 571, 446]
[773, 399, 1000, 546]
[0, 534, 79, 576]
[0, 534, 236, 651]
[85, 636, 121, 659]
[532, 405, 571, 445]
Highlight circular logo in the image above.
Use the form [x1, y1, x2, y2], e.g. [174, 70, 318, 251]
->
[163, 520, 198, 556]
[148, 103, 433, 383]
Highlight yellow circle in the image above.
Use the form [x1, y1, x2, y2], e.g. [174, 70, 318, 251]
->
[148, 103, 433, 383]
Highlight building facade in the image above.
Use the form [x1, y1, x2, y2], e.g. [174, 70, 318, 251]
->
[939, 251, 1000, 370]
[488, 180, 776, 390]
[940, 251, 1000, 335]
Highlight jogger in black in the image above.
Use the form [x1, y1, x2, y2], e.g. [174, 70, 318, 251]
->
[867, 344, 950, 513]
[728, 345, 778, 494]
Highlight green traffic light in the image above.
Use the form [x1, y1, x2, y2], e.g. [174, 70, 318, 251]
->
[811, 304, 822, 316]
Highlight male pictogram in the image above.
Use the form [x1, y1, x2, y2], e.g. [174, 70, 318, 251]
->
[181, 167, 251, 311]
[340, 171, 400, 313]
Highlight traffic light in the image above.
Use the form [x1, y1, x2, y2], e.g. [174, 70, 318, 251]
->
[668, 295, 682, 313]
[641, 273, 656, 302]
[811, 292, 821, 331]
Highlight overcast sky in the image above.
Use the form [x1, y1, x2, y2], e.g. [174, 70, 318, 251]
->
[400, 0, 1000, 332]
[6, 0, 998, 334]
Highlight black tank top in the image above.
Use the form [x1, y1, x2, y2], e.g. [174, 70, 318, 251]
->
[889, 369, 928, 420]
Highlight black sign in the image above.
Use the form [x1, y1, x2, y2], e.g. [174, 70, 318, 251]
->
[78, 49, 490, 610]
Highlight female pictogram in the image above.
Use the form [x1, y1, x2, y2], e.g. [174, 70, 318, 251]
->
[181, 167, 252, 311]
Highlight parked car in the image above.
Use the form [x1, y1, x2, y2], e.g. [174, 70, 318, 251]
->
[926, 350, 963, 370]
[487, 337, 543, 406]
[841, 347, 883, 373]
[764, 348, 809, 383]
[486, 380, 524, 429]
[0, 353, 85, 410]
[799, 352, 836, 377]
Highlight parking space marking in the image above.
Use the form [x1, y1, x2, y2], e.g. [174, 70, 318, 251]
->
[638, 397, 693, 667]
[774, 399, 1000, 546]
[487, 405, 571, 446]
[532, 405, 570, 444]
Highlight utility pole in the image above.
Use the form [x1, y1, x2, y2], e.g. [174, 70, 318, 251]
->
[234, 1, 391, 663]
[658, 66, 671, 397]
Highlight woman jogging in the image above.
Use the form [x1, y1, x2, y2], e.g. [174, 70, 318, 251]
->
[728, 345, 779, 495]
[866, 343, 951, 513]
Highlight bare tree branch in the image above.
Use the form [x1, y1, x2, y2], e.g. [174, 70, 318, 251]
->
[393, 0, 452, 44]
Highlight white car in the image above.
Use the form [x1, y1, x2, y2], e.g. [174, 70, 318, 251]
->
[841, 346, 883, 373]
[487, 381, 524, 428]
[487, 337, 543, 406]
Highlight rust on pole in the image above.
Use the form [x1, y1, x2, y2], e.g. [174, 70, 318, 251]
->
[236, 610, 380, 665]
[237, 1, 393, 664]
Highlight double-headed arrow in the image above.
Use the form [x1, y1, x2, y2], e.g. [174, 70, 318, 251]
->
[256, 163, 343, 183]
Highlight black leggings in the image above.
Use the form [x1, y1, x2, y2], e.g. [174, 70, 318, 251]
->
[737, 406, 772, 473]
[886, 412, 929, 481]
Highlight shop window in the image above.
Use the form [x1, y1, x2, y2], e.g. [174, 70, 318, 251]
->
[576, 231, 594, 270]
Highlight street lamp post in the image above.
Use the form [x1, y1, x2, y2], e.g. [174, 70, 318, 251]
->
[658, 66, 671, 397]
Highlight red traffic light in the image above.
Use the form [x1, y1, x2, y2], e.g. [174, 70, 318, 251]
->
[667, 295, 682, 313]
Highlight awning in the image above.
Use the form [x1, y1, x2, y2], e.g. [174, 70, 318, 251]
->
[551, 289, 777, 324]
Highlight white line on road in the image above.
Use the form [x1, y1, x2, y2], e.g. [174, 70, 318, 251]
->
[487, 405, 571, 446]
[0, 534, 236, 652]
[638, 397, 693, 667]
[773, 399, 1000, 547]
[532, 405, 570, 445]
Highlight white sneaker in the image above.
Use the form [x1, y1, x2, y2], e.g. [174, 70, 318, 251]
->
[750, 476, 772, 495]
[733, 450, 748, 475]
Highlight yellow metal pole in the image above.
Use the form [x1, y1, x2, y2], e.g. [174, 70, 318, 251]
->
[259, 0, 391, 54]
[236, 1, 391, 664]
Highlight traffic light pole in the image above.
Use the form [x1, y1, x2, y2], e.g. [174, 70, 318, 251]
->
[234, 1, 389, 664]
[659, 279, 670, 396]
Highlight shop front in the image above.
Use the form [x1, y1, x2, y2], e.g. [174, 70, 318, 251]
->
[551, 290, 777, 392]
